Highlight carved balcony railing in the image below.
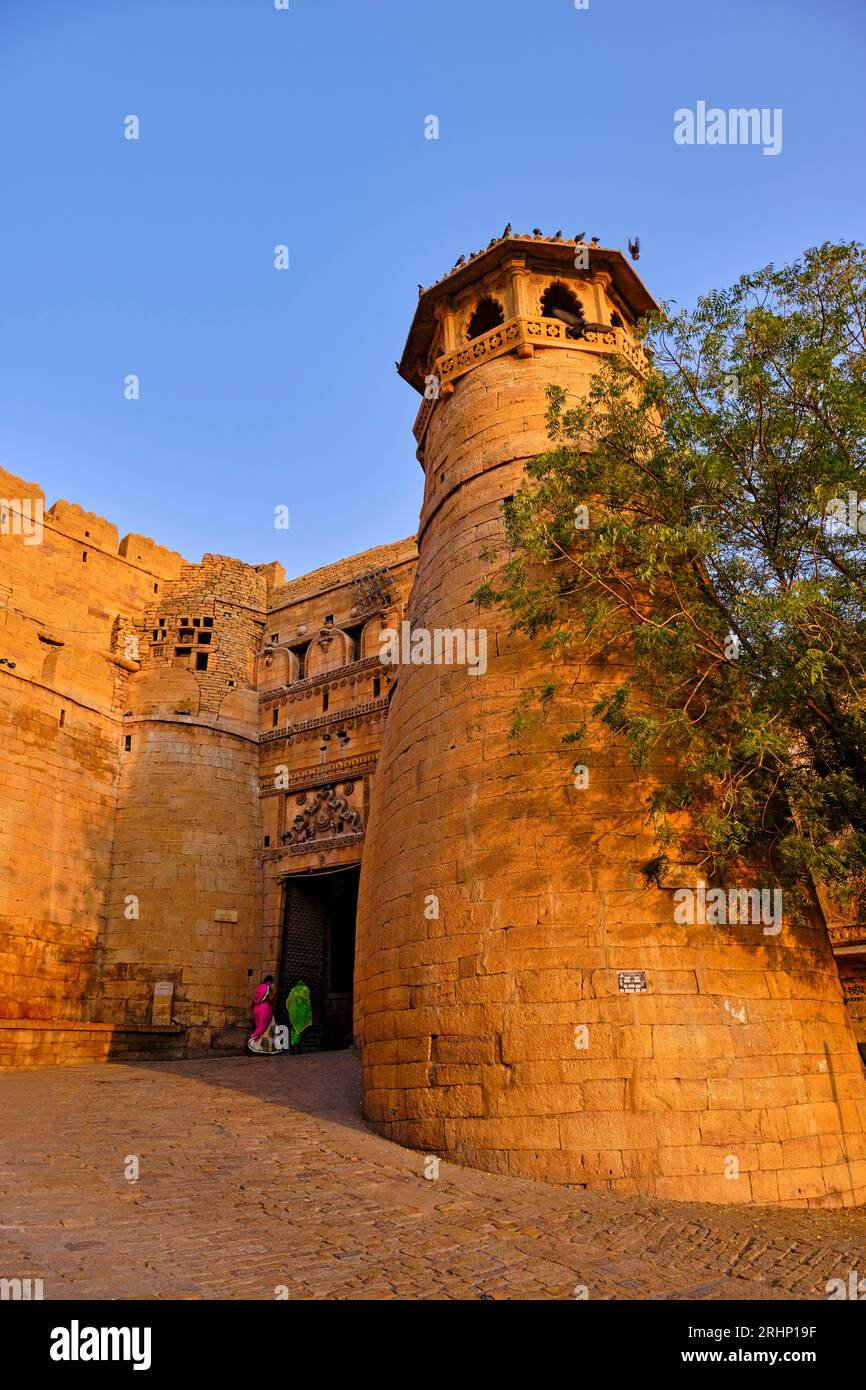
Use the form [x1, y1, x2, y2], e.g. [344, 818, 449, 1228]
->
[413, 316, 652, 451]
[259, 696, 389, 742]
[258, 654, 383, 704]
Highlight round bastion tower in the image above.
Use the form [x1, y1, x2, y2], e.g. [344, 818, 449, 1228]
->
[354, 233, 866, 1206]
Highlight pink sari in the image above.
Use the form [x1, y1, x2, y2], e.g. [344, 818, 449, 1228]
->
[248, 982, 275, 1052]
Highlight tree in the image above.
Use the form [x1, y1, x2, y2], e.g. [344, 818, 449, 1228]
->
[474, 242, 866, 915]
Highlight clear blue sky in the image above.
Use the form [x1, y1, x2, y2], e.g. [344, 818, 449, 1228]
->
[0, 0, 863, 577]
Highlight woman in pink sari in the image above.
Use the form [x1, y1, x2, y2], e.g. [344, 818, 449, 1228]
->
[247, 974, 276, 1054]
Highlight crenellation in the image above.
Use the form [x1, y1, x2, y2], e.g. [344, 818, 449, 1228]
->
[45, 499, 119, 551]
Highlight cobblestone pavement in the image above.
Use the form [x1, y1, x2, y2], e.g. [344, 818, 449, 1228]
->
[1, 1052, 865, 1301]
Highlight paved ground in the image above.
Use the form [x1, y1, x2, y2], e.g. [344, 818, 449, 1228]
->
[1, 1051, 865, 1300]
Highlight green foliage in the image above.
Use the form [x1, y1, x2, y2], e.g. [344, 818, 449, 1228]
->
[561, 723, 588, 746]
[508, 683, 557, 740]
[474, 242, 866, 912]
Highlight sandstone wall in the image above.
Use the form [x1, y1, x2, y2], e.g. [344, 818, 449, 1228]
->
[98, 718, 262, 1043]
[355, 347, 866, 1207]
[96, 555, 268, 1044]
[1, 455, 418, 1061]
[0, 467, 184, 1025]
[0, 468, 271, 1049]
[257, 541, 417, 993]
[0, 667, 119, 1022]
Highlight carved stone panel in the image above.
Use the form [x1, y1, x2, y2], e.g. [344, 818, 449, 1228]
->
[283, 781, 364, 847]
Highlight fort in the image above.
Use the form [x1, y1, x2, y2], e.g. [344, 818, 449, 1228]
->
[2, 231, 866, 1206]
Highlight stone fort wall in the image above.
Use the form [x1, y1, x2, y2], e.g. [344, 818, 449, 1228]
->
[0, 458, 417, 1064]
[94, 554, 273, 1046]
[0, 465, 185, 1032]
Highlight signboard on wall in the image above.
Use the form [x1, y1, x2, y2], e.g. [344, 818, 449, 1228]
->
[617, 970, 648, 994]
[151, 980, 175, 1026]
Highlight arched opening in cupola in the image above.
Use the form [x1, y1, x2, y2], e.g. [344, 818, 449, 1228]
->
[466, 297, 504, 340]
[541, 281, 586, 339]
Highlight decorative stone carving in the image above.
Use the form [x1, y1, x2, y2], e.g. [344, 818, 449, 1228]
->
[350, 566, 396, 616]
[283, 783, 363, 845]
[305, 627, 353, 678]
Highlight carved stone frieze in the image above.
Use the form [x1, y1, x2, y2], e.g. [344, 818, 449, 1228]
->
[282, 782, 363, 847]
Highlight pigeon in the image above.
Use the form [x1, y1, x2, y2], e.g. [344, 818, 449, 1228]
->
[532, 227, 543, 237]
[574, 232, 585, 243]
[553, 229, 562, 239]
[628, 236, 640, 261]
[487, 236, 497, 247]
[590, 236, 600, 245]
[453, 254, 465, 268]
[502, 222, 512, 237]
[549, 306, 584, 330]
